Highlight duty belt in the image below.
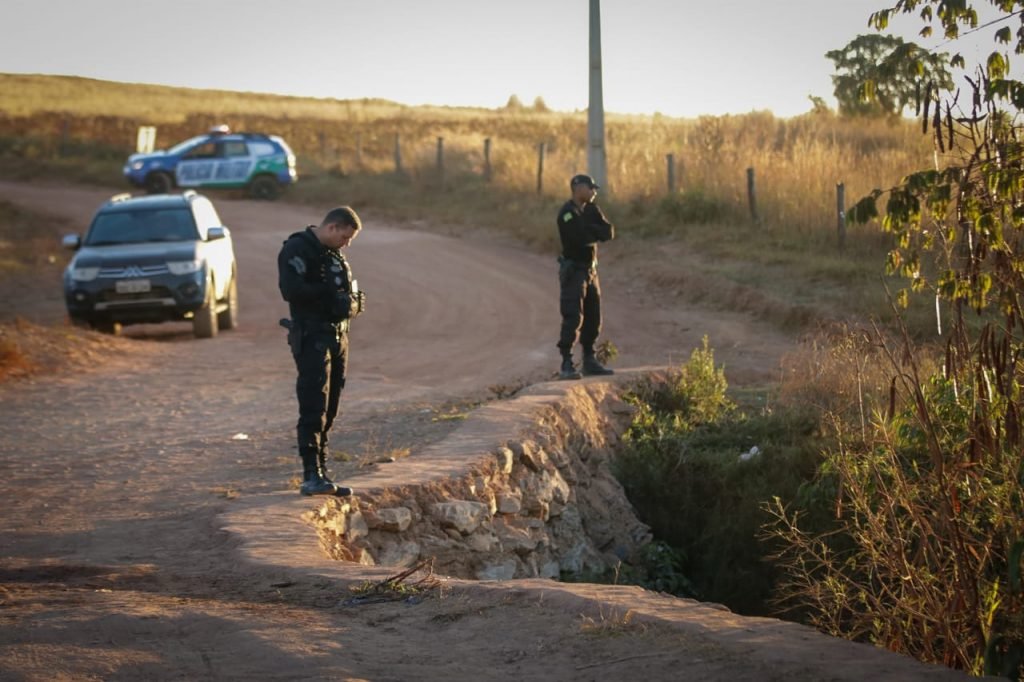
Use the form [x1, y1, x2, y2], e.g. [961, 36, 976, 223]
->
[282, 318, 349, 334]
[569, 258, 597, 271]
[316, 319, 349, 335]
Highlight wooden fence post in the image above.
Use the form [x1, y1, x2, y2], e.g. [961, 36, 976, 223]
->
[836, 182, 847, 255]
[394, 133, 403, 174]
[59, 118, 70, 158]
[666, 153, 675, 194]
[436, 137, 445, 185]
[746, 167, 760, 225]
[536, 142, 546, 195]
[483, 138, 492, 181]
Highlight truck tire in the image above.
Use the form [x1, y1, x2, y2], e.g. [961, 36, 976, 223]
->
[216, 274, 238, 331]
[145, 172, 173, 195]
[192, 275, 219, 339]
[247, 175, 280, 200]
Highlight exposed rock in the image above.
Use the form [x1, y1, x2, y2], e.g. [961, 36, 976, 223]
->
[511, 440, 549, 473]
[361, 509, 381, 529]
[324, 515, 347, 537]
[330, 542, 375, 566]
[432, 500, 490, 534]
[420, 533, 460, 553]
[466, 530, 499, 553]
[494, 446, 514, 474]
[521, 469, 570, 513]
[558, 462, 579, 484]
[346, 511, 369, 542]
[367, 507, 412, 532]
[494, 518, 538, 554]
[546, 446, 571, 470]
[495, 492, 522, 515]
[444, 528, 462, 541]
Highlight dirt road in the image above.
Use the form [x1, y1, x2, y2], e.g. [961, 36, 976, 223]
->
[0, 181, 962, 680]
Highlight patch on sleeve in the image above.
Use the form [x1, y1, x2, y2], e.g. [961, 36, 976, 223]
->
[562, 211, 574, 223]
[288, 256, 307, 275]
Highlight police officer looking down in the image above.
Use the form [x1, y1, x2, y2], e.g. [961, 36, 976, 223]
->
[278, 207, 366, 496]
[556, 174, 616, 380]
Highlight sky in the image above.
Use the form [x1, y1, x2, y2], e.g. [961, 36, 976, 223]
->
[0, 0, 1013, 118]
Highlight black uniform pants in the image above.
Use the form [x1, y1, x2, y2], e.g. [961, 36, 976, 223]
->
[557, 265, 601, 355]
[292, 326, 348, 463]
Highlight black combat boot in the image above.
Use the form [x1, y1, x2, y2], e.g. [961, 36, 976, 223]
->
[559, 355, 582, 380]
[581, 352, 614, 376]
[299, 458, 339, 496]
[317, 446, 353, 497]
[317, 446, 334, 484]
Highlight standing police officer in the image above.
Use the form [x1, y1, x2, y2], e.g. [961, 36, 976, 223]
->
[278, 207, 365, 496]
[556, 174, 616, 380]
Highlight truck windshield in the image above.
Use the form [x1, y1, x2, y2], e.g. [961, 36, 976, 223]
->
[85, 209, 199, 245]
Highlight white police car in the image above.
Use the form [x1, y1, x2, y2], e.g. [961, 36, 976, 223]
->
[124, 126, 297, 200]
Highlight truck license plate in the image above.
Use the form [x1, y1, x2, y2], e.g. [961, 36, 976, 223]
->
[116, 279, 151, 294]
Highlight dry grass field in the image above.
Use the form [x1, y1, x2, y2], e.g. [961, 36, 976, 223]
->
[0, 73, 938, 331]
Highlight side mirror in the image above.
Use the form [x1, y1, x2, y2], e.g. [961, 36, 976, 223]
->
[207, 226, 228, 241]
[62, 234, 81, 251]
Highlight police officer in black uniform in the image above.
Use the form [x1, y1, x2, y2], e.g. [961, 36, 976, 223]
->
[278, 206, 365, 496]
[556, 174, 616, 380]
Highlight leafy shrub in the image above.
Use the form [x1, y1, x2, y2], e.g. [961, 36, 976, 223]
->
[626, 336, 733, 431]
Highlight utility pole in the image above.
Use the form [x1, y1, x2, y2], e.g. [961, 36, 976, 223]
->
[588, 0, 608, 190]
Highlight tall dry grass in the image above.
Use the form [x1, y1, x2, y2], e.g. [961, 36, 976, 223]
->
[0, 73, 937, 330]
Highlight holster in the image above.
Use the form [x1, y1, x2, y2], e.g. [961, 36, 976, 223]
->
[557, 256, 573, 287]
[279, 318, 303, 357]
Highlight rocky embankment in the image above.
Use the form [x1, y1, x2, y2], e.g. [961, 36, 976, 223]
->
[306, 378, 653, 581]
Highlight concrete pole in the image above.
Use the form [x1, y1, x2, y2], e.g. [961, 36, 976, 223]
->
[588, 0, 608, 190]
[483, 138, 492, 181]
[836, 182, 846, 255]
[537, 142, 546, 195]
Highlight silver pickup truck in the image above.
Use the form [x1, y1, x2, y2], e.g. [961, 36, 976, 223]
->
[62, 191, 238, 338]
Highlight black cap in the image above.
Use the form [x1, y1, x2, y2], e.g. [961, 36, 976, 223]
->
[570, 173, 600, 189]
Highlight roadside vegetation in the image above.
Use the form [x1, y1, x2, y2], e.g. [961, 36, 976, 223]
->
[613, 316, 1021, 678]
[607, 2, 1024, 678]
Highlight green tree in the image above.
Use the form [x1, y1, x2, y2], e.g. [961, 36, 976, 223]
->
[826, 33, 953, 117]
[504, 94, 523, 111]
[807, 94, 832, 115]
